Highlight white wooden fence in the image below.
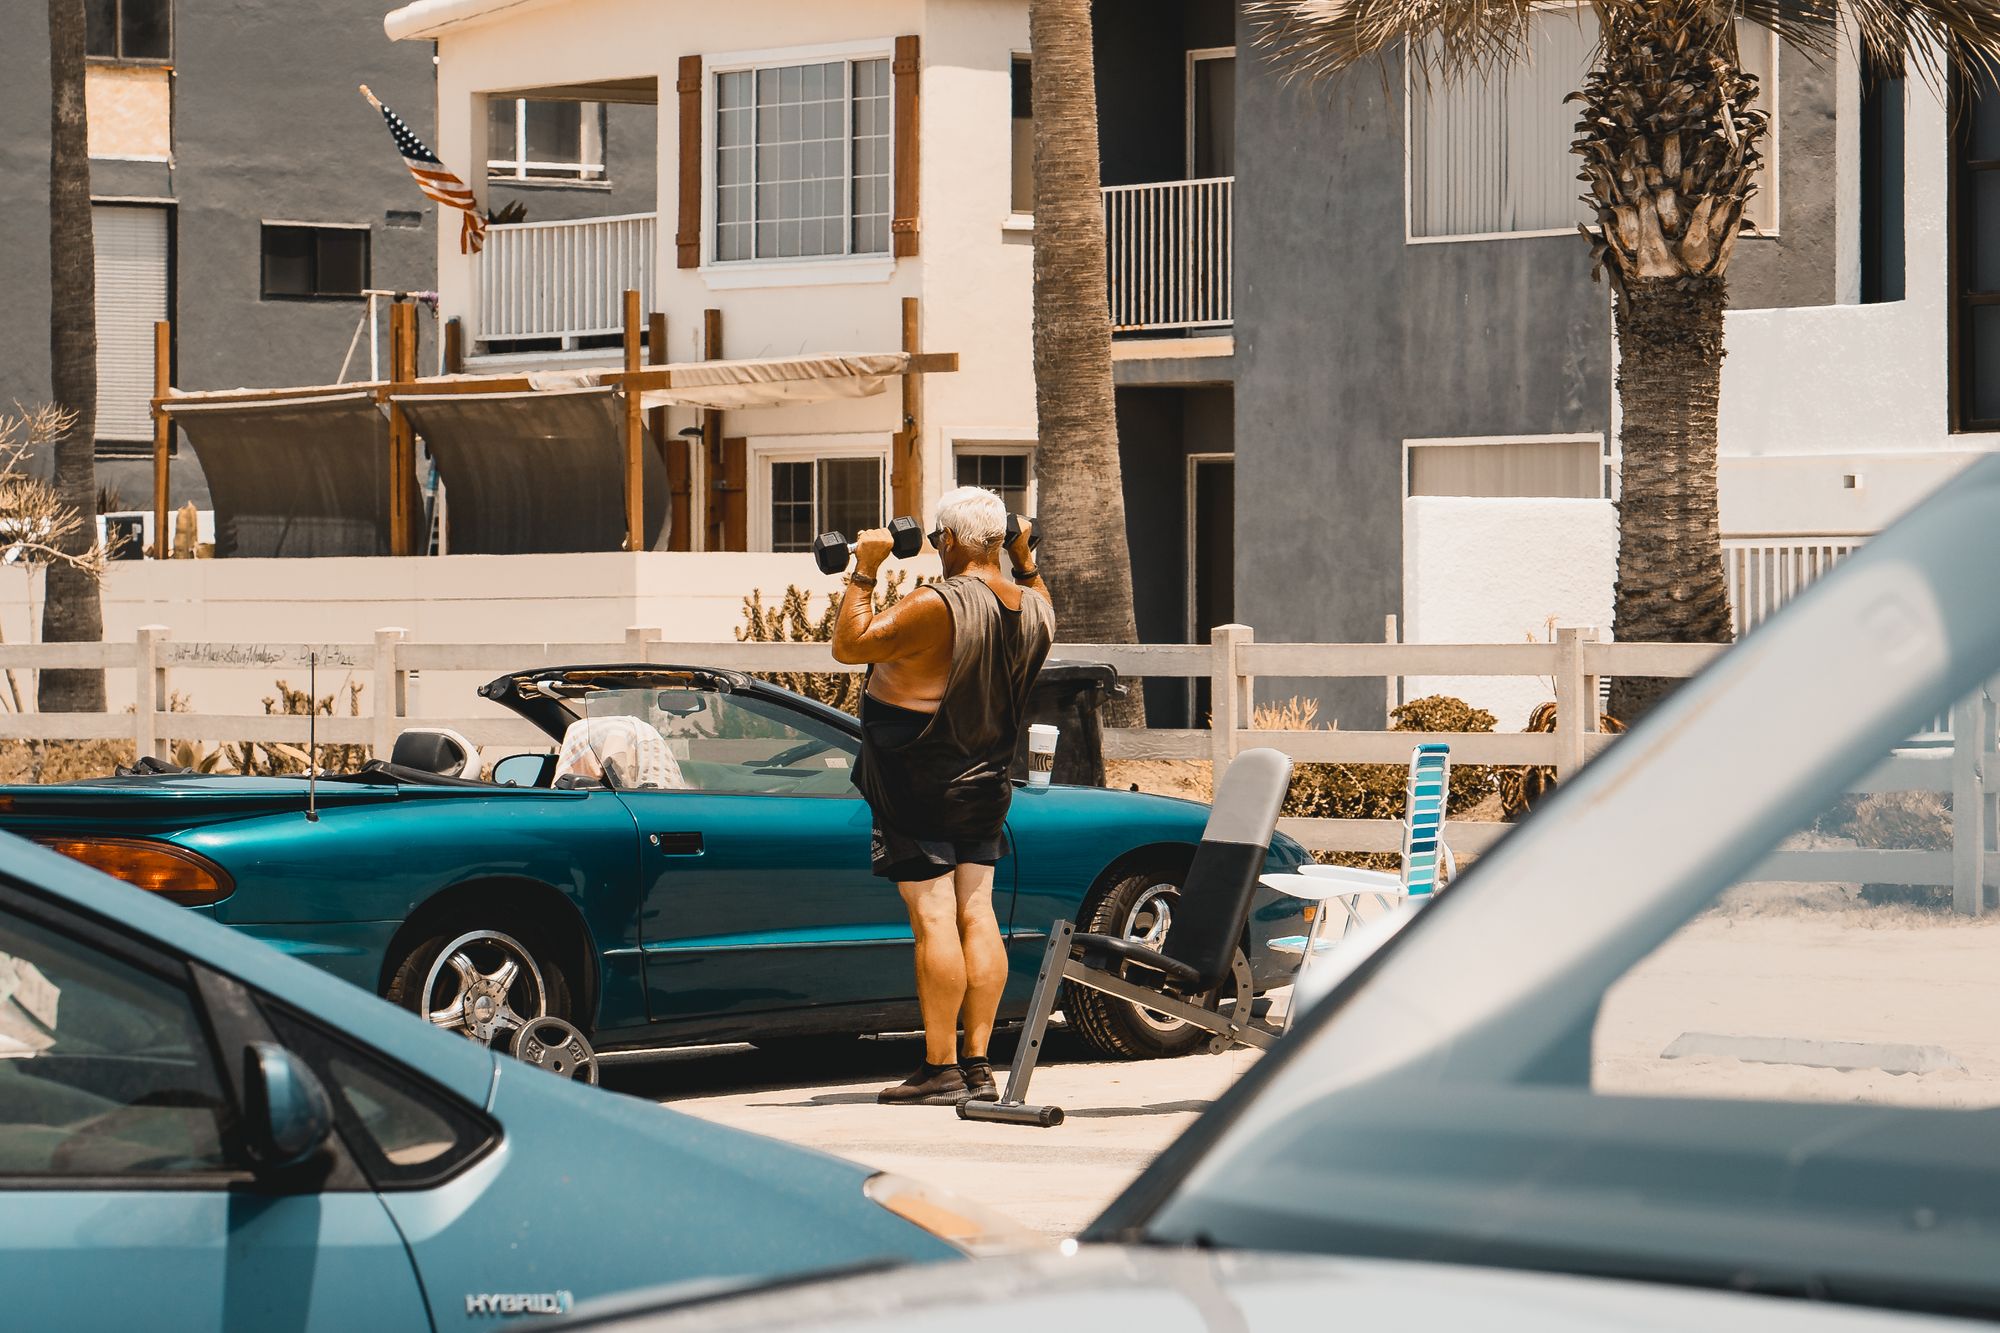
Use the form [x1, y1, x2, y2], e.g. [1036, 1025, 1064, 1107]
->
[1, 623, 1989, 914]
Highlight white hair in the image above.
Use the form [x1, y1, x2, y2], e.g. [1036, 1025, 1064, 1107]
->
[933, 485, 1007, 550]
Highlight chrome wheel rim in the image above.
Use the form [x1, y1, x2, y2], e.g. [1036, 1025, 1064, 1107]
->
[1120, 882, 1187, 1035]
[420, 929, 548, 1046]
[509, 1016, 599, 1085]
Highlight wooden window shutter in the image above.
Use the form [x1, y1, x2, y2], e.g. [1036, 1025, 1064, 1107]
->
[676, 54, 703, 269]
[892, 35, 921, 258]
[721, 437, 748, 551]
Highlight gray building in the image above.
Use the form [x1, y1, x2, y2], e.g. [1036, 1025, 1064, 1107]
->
[1092, 0, 1855, 726]
[0, 0, 653, 522]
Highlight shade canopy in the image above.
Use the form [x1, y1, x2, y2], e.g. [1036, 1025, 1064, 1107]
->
[164, 392, 392, 557]
[394, 387, 667, 554]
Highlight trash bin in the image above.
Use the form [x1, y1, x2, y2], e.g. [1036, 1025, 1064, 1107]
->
[1012, 661, 1127, 787]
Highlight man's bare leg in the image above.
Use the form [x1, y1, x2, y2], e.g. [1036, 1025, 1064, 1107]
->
[898, 873, 965, 1066]
[953, 862, 1007, 1060]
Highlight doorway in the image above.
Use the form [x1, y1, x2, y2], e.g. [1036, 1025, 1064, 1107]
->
[1187, 452, 1234, 723]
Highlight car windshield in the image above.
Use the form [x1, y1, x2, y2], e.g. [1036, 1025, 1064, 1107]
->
[1132, 458, 2000, 1316]
[553, 685, 859, 796]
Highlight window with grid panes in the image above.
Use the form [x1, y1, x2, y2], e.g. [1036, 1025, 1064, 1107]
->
[714, 57, 892, 262]
[487, 99, 605, 181]
[955, 451, 1032, 514]
[87, 0, 170, 61]
[769, 457, 884, 551]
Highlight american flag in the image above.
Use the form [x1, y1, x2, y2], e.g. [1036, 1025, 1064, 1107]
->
[361, 85, 487, 255]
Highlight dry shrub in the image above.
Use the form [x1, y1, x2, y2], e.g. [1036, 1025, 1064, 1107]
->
[735, 575, 921, 715]
[1497, 701, 1627, 819]
[0, 739, 135, 784]
[1256, 693, 1501, 869]
[223, 680, 367, 776]
[1814, 790, 1955, 910]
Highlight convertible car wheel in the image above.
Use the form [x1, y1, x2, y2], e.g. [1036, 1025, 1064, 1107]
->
[1063, 872, 1211, 1060]
[386, 927, 571, 1047]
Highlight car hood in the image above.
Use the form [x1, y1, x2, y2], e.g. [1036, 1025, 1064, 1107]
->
[567, 1246, 1969, 1332]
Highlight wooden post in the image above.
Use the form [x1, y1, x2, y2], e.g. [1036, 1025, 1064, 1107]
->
[702, 308, 725, 551]
[1383, 613, 1399, 722]
[372, 628, 408, 762]
[622, 290, 646, 552]
[1553, 626, 1594, 782]
[1211, 623, 1252, 776]
[894, 297, 924, 521]
[387, 301, 419, 556]
[648, 313, 689, 551]
[1951, 687, 1989, 916]
[133, 625, 169, 760]
[150, 321, 171, 558]
[443, 317, 465, 376]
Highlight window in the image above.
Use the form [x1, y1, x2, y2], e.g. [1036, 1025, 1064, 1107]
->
[1860, 54, 1906, 305]
[1409, 9, 1775, 240]
[1011, 56, 1034, 215]
[487, 98, 605, 182]
[955, 448, 1033, 514]
[1407, 437, 1606, 498]
[714, 57, 892, 262]
[1952, 65, 2000, 429]
[1188, 50, 1236, 178]
[93, 204, 169, 445]
[263, 1008, 491, 1189]
[86, 0, 170, 61]
[0, 912, 232, 1178]
[583, 686, 860, 797]
[259, 224, 368, 300]
[767, 455, 884, 551]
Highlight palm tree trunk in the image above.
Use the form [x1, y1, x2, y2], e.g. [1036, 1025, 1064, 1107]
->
[1608, 277, 1733, 723]
[1029, 0, 1144, 726]
[43, 0, 106, 713]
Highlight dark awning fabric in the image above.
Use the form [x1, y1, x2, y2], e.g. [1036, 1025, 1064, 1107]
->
[166, 393, 391, 558]
[396, 388, 667, 554]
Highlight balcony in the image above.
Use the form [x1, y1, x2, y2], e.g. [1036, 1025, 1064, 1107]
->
[1104, 177, 1234, 335]
[478, 212, 655, 347]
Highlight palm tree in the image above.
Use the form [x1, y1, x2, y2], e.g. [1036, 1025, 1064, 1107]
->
[1029, 0, 1145, 725]
[1251, 0, 2000, 720]
[44, 0, 107, 712]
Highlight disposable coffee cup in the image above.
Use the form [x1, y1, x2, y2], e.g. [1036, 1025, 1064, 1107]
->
[1027, 724, 1060, 787]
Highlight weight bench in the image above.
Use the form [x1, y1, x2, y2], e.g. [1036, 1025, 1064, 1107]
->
[961, 747, 1295, 1127]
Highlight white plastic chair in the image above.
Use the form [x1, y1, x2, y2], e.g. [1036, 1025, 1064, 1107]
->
[1260, 743, 1453, 1020]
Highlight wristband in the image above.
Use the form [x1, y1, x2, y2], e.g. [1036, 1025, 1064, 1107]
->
[848, 571, 878, 589]
[1013, 564, 1039, 581]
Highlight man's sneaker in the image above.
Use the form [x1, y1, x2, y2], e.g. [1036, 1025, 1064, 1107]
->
[959, 1061, 999, 1102]
[877, 1063, 968, 1106]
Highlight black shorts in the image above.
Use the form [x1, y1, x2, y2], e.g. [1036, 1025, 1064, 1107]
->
[870, 820, 1002, 884]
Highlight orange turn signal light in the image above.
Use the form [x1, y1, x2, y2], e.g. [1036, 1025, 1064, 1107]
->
[36, 837, 233, 906]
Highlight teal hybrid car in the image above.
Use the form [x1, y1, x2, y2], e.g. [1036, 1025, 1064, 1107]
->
[0, 831, 1010, 1330]
[0, 665, 1312, 1061]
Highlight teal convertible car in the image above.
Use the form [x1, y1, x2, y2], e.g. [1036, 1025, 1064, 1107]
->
[0, 665, 1311, 1062]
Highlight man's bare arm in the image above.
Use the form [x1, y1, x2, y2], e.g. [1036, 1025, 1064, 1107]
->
[830, 528, 949, 664]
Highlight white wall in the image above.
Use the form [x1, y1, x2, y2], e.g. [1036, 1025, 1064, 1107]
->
[423, 0, 1036, 539]
[1401, 497, 1617, 730]
[0, 551, 934, 720]
[1718, 61, 1995, 536]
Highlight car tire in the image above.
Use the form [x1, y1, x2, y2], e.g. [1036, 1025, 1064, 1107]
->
[386, 924, 574, 1048]
[1062, 870, 1211, 1060]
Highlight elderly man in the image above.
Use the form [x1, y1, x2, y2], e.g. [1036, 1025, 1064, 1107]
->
[832, 487, 1053, 1105]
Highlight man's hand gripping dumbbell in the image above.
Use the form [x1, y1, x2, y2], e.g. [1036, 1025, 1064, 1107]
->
[813, 515, 923, 576]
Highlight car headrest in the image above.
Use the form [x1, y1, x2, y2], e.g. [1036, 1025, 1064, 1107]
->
[390, 727, 482, 779]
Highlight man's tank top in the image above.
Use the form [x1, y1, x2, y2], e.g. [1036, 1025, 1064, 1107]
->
[854, 575, 1056, 841]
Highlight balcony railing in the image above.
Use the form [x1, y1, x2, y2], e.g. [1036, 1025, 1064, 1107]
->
[479, 212, 655, 344]
[1104, 176, 1233, 334]
[1723, 534, 1866, 639]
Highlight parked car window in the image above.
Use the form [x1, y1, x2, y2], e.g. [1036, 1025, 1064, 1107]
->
[264, 1007, 495, 1190]
[583, 687, 860, 797]
[0, 912, 233, 1178]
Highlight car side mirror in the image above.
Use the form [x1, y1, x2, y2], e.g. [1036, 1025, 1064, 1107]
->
[243, 1041, 333, 1174]
[492, 753, 547, 787]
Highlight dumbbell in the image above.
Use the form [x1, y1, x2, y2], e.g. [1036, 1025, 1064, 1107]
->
[1006, 513, 1041, 555]
[813, 515, 923, 575]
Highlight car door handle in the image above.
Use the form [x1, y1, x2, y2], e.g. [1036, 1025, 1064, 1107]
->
[649, 832, 704, 855]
